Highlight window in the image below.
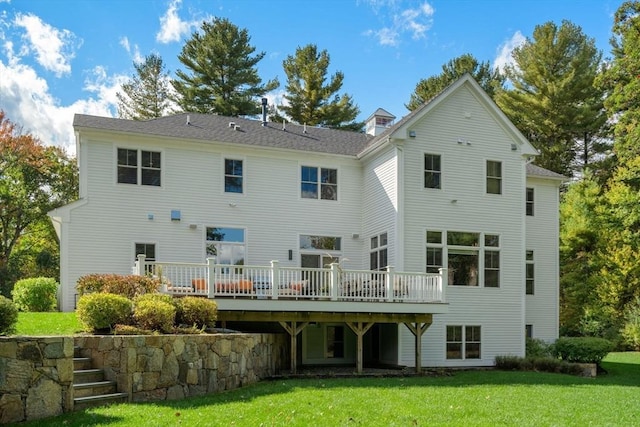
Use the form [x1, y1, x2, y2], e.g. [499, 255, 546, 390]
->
[526, 250, 534, 295]
[135, 243, 156, 274]
[224, 159, 243, 193]
[326, 325, 344, 358]
[370, 232, 389, 271]
[446, 325, 481, 360]
[117, 148, 161, 186]
[426, 230, 500, 287]
[526, 187, 534, 216]
[486, 160, 502, 194]
[424, 154, 441, 189]
[300, 235, 341, 251]
[206, 227, 245, 268]
[525, 324, 533, 338]
[301, 166, 337, 200]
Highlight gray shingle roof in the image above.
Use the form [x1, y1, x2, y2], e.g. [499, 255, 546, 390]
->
[526, 163, 568, 180]
[73, 113, 373, 156]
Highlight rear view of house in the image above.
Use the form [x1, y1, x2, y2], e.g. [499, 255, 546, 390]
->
[50, 74, 564, 371]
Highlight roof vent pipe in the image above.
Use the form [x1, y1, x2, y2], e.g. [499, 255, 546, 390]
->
[261, 97, 268, 126]
[186, 115, 190, 125]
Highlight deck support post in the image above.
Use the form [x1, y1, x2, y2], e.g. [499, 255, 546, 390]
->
[279, 321, 309, 374]
[346, 321, 374, 374]
[404, 322, 430, 374]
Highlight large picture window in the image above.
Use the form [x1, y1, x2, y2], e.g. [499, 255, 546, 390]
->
[446, 325, 481, 359]
[117, 148, 161, 186]
[206, 227, 245, 268]
[301, 166, 337, 200]
[426, 230, 500, 287]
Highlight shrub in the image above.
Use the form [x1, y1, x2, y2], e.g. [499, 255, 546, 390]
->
[133, 293, 176, 333]
[76, 293, 133, 332]
[113, 324, 152, 335]
[553, 336, 614, 364]
[0, 296, 19, 335]
[495, 355, 584, 376]
[621, 297, 640, 350]
[176, 296, 217, 329]
[76, 274, 160, 299]
[11, 277, 59, 312]
[526, 337, 553, 358]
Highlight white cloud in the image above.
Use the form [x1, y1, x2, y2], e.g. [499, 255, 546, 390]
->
[156, 0, 198, 44]
[120, 36, 143, 64]
[494, 31, 526, 73]
[364, 1, 435, 47]
[13, 13, 79, 77]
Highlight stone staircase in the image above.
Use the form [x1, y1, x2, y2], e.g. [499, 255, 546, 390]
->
[73, 347, 128, 411]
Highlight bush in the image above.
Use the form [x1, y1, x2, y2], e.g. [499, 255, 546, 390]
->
[76, 293, 133, 332]
[175, 297, 217, 329]
[621, 297, 640, 350]
[133, 293, 176, 333]
[11, 277, 58, 312]
[553, 336, 614, 364]
[495, 355, 583, 375]
[76, 274, 160, 299]
[0, 296, 19, 335]
[526, 337, 553, 358]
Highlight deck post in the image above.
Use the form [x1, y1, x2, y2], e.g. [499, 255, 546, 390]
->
[404, 322, 430, 374]
[330, 263, 340, 301]
[135, 254, 146, 276]
[207, 258, 216, 298]
[279, 321, 309, 374]
[439, 268, 448, 302]
[346, 322, 374, 374]
[271, 260, 279, 300]
[386, 266, 395, 302]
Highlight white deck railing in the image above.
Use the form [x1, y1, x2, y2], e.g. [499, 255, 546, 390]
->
[134, 256, 446, 303]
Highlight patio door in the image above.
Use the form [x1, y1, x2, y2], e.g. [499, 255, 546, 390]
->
[300, 254, 338, 296]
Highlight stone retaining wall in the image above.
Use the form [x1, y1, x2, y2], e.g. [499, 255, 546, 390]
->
[0, 333, 288, 424]
[0, 337, 74, 424]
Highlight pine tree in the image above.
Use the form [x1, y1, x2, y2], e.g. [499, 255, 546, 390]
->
[172, 18, 278, 116]
[275, 44, 362, 130]
[116, 54, 172, 120]
[406, 54, 505, 111]
[496, 20, 607, 177]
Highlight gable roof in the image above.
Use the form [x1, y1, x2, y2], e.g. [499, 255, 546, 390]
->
[526, 163, 568, 181]
[359, 74, 539, 158]
[73, 113, 373, 157]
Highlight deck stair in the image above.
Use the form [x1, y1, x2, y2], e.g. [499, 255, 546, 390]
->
[72, 347, 128, 411]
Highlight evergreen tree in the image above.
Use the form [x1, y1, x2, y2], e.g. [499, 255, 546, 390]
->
[496, 20, 607, 177]
[172, 18, 278, 116]
[116, 54, 172, 120]
[597, 1, 640, 165]
[275, 44, 362, 130]
[406, 54, 505, 111]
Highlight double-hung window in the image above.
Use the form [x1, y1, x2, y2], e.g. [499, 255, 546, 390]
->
[424, 154, 441, 189]
[526, 250, 535, 295]
[117, 148, 161, 186]
[526, 188, 534, 216]
[486, 160, 502, 194]
[370, 232, 388, 271]
[301, 166, 337, 200]
[224, 159, 243, 193]
[426, 230, 500, 287]
[446, 325, 481, 359]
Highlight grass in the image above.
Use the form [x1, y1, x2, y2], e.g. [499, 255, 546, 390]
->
[18, 352, 640, 426]
[15, 311, 83, 335]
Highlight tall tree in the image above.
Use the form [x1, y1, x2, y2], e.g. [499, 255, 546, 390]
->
[406, 54, 505, 111]
[0, 111, 78, 296]
[172, 18, 278, 116]
[496, 20, 607, 177]
[275, 44, 362, 130]
[116, 54, 172, 120]
[597, 1, 640, 165]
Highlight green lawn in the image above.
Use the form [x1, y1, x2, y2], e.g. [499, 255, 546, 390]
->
[15, 311, 83, 335]
[18, 352, 640, 426]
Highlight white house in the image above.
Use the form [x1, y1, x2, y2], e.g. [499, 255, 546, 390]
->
[49, 75, 564, 371]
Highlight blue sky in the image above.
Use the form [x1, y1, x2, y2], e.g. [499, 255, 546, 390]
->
[0, 0, 622, 155]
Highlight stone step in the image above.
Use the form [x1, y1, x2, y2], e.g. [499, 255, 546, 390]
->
[74, 369, 105, 384]
[73, 380, 118, 398]
[74, 392, 128, 411]
[73, 357, 92, 370]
